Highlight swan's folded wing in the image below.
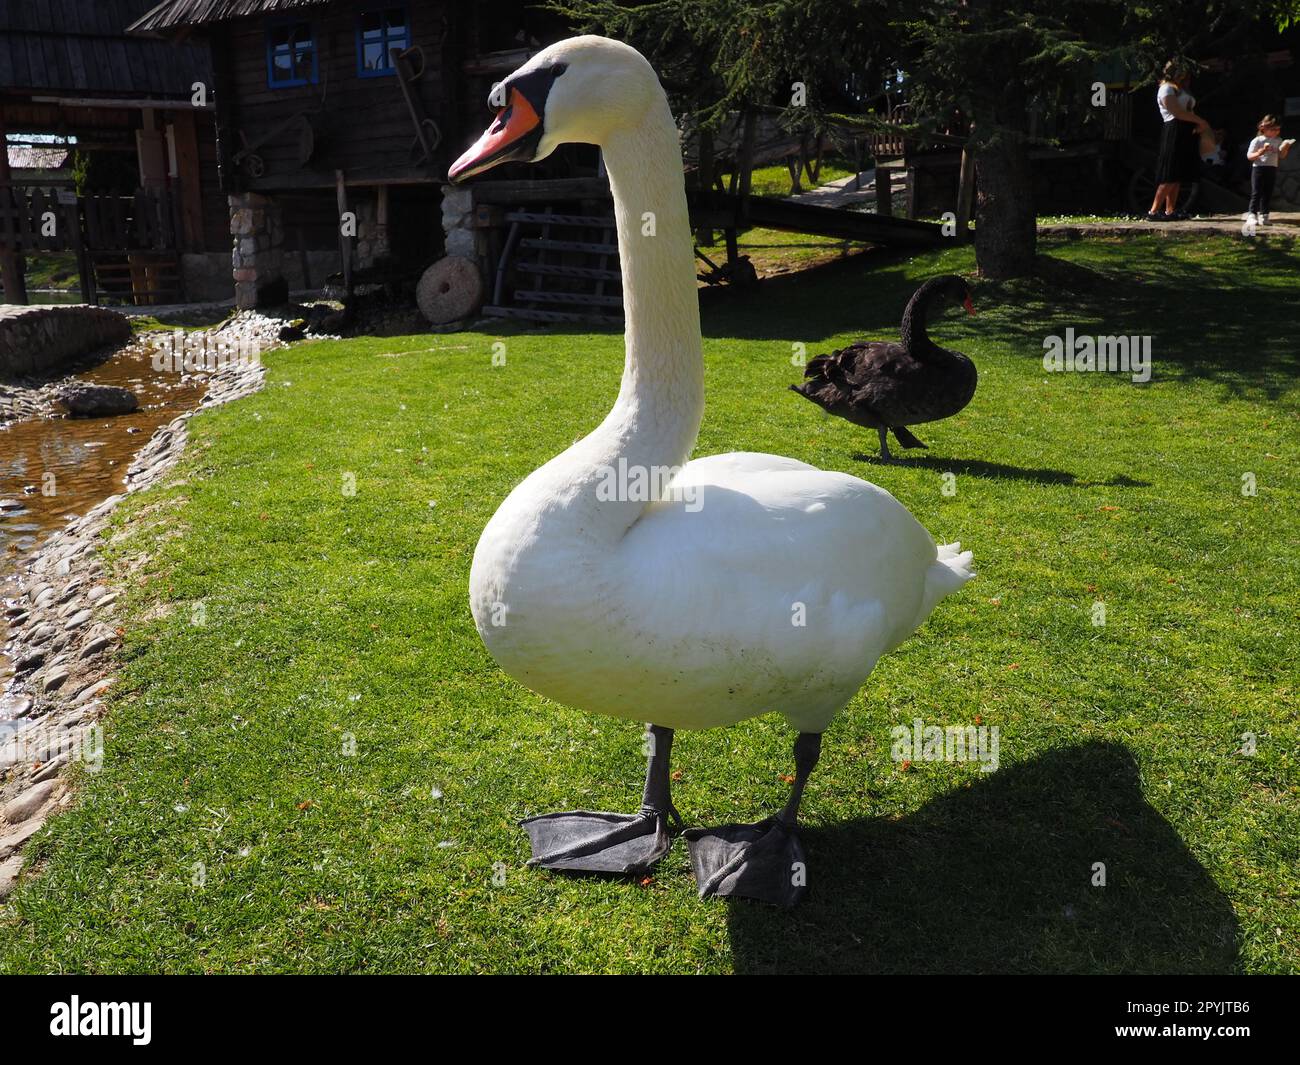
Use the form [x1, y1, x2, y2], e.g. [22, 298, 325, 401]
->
[619, 463, 939, 688]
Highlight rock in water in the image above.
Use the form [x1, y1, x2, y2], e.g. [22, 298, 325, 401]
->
[57, 384, 139, 418]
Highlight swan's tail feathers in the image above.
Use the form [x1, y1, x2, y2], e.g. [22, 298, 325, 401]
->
[918, 541, 975, 624]
[891, 425, 928, 449]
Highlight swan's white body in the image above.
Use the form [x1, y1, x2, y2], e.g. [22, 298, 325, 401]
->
[467, 37, 973, 734]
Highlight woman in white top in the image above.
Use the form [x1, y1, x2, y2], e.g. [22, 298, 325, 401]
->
[1149, 61, 1208, 221]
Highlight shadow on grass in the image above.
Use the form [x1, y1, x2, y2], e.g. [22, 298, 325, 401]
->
[847, 453, 1153, 488]
[726, 742, 1240, 974]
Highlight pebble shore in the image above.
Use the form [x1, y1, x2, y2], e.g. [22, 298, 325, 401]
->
[0, 313, 283, 900]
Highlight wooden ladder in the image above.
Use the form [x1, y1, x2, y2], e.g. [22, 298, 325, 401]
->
[483, 207, 622, 324]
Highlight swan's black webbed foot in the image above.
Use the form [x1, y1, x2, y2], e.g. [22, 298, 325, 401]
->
[523, 806, 677, 875]
[522, 724, 681, 877]
[684, 815, 807, 907]
[684, 731, 822, 907]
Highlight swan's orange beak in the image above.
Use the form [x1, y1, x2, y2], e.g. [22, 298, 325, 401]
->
[963, 294, 976, 316]
[448, 90, 543, 183]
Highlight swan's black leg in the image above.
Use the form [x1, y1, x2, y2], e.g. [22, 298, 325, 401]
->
[877, 427, 892, 462]
[684, 732, 822, 907]
[522, 724, 681, 876]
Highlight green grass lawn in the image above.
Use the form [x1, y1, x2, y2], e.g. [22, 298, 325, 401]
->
[1, 236, 1296, 973]
[744, 156, 859, 198]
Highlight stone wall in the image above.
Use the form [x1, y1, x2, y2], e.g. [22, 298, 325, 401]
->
[354, 196, 390, 271]
[1275, 147, 1300, 209]
[230, 192, 285, 309]
[0, 305, 131, 378]
[441, 185, 479, 263]
[180, 253, 236, 303]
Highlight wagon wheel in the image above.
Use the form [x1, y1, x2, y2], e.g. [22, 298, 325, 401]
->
[1127, 167, 1200, 215]
[244, 153, 266, 179]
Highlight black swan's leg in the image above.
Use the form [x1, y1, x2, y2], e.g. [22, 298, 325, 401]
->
[877, 427, 892, 462]
[684, 732, 823, 907]
[892, 425, 928, 449]
[522, 724, 681, 876]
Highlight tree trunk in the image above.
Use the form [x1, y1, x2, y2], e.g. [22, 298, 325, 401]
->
[973, 133, 1036, 279]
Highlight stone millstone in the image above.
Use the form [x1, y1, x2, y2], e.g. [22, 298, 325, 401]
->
[57, 384, 139, 418]
[417, 256, 485, 325]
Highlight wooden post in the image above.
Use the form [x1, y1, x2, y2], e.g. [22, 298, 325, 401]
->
[376, 184, 389, 261]
[335, 169, 352, 297]
[0, 113, 29, 305]
[68, 194, 95, 306]
[956, 145, 975, 240]
[694, 127, 715, 245]
[876, 165, 892, 217]
[736, 108, 757, 224]
[171, 110, 205, 251]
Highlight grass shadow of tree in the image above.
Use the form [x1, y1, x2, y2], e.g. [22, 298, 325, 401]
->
[726, 741, 1240, 974]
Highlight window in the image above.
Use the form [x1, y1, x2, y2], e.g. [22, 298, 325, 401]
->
[357, 7, 410, 78]
[267, 21, 317, 88]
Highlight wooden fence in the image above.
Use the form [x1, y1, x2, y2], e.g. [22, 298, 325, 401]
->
[0, 185, 186, 305]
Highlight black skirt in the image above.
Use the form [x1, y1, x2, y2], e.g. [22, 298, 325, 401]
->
[1154, 118, 1200, 184]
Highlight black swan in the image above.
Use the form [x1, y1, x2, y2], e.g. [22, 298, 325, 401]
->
[790, 275, 977, 461]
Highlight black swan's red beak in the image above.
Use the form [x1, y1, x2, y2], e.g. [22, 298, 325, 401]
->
[963, 294, 976, 316]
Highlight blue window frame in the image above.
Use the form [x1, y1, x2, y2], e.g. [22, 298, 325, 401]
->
[266, 20, 318, 88]
[357, 7, 410, 78]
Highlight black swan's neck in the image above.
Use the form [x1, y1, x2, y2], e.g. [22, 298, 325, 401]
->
[901, 284, 944, 356]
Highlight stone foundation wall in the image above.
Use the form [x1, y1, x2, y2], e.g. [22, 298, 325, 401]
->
[1274, 148, 1300, 209]
[354, 197, 390, 271]
[282, 250, 344, 292]
[230, 192, 285, 309]
[0, 306, 131, 378]
[180, 253, 236, 303]
[441, 186, 480, 263]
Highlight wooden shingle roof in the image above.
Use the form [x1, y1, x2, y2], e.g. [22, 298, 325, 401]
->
[0, 0, 213, 96]
[128, 0, 328, 34]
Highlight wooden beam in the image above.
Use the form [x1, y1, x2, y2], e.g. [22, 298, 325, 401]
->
[0, 113, 30, 304]
[335, 169, 352, 298]
[170, 110, 205, 250]
[28, 96, 213, 111]
[736, 108, 757, 223]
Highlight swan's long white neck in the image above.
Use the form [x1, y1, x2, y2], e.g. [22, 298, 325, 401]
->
[531, 94, 703, 539]
[603, 106, 703, 445]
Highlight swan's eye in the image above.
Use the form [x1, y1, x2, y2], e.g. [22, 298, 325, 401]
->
[551, 62, 568, 78]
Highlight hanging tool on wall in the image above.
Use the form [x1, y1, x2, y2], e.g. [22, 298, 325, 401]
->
[390, 45, 442, 165]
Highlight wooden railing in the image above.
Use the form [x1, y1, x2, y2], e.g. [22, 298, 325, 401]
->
[0, 186, 185, 305]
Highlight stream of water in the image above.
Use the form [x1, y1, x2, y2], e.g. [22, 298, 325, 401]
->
[1, 340, 208, 696]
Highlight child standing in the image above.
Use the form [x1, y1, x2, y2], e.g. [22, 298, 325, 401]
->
[1246, 115, 1295, 225]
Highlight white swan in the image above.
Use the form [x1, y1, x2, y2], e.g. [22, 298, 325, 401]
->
[450, 36, 974, 906]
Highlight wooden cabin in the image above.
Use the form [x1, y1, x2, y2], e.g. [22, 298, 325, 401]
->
[128, 0, 611, 313]
[128, 0, 943, 320]
[0, 1, 230, 305]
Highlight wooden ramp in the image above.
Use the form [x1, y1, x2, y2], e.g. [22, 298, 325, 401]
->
[473, 178, 945, 324]
[687, 190, 945, 247]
